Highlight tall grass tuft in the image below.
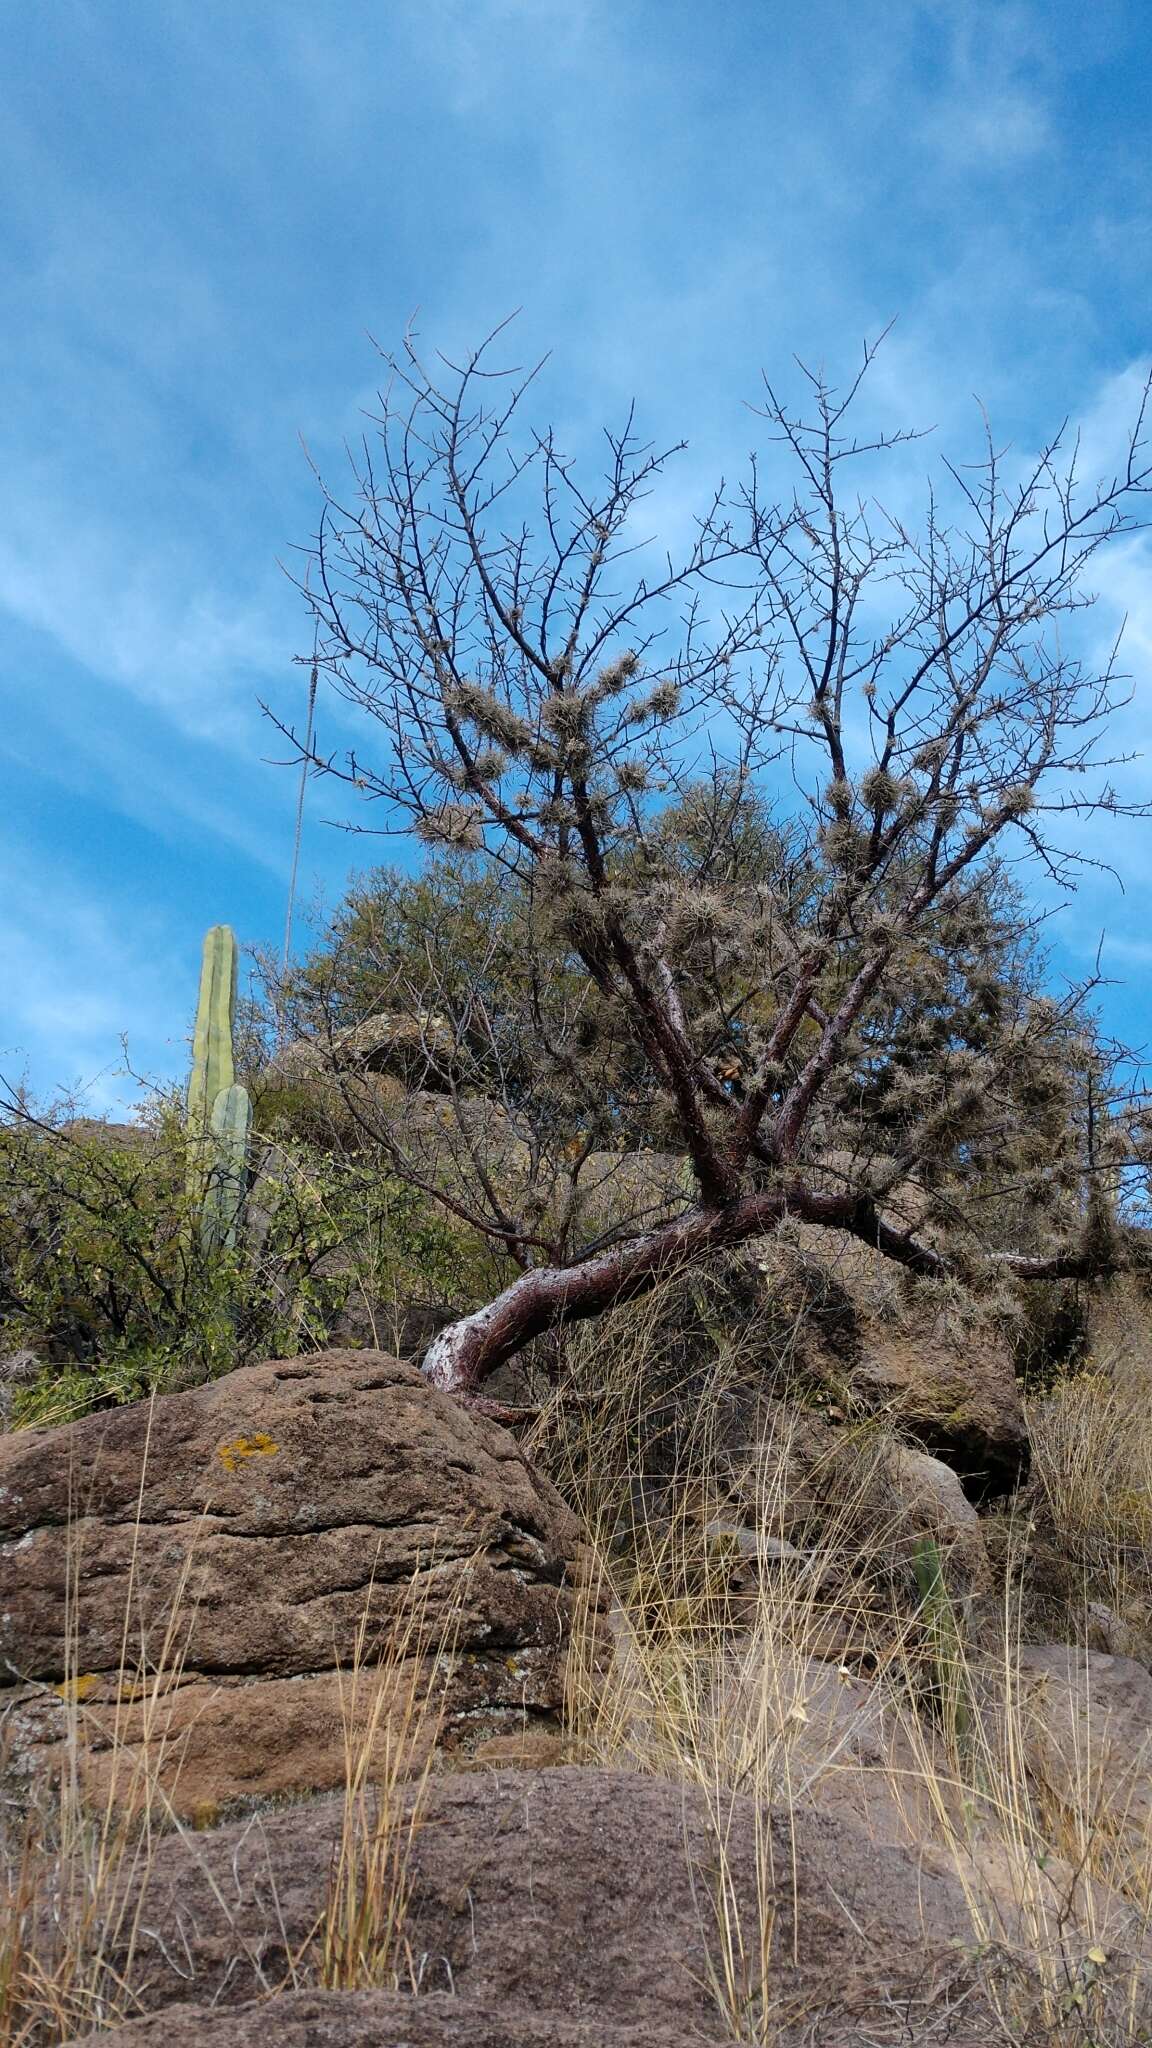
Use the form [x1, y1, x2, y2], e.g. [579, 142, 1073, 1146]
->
[317, 1553, 460, 1996]
[542, 1276, 1152, 2044]
[0, 1409, 208, 2044]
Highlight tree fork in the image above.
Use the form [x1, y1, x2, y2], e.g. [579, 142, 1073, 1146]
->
[420, 1184, 946, 1396]
[420, 1184, 1125, 1398]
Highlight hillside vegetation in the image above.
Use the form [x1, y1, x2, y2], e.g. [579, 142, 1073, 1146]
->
[6, 332, 1152, 2043]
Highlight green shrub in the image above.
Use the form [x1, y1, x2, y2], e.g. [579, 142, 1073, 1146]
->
[0, 1098, 502, 1426]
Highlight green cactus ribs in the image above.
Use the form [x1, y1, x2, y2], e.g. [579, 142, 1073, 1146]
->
[186, 925, 251, 1250]
[187, 924, 238, 1137]
[201, 1081, 253, 1252]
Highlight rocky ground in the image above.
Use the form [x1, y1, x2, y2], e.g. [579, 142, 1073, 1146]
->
[3, 1329, 1152, 2045]
[4, 1057, 1152, 2044]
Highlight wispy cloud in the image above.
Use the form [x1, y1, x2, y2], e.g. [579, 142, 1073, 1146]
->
[0, 515, 285, 745]
[0, 866, 190, 1110]
[2, 0, 1150, 1090]
[911, 1, 1056, 167]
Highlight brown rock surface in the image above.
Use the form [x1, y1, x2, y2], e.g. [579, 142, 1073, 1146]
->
[78, 1994, 711, 2048]
[1015, 1643, 1152, 1840]
[68, 1767, 987, 2045]
[784, 1225, 1029, 1497]
[888, 1442, 991, 1596]
[0, 1350, 582, 1816]
[855, 1331, 1028, 1498]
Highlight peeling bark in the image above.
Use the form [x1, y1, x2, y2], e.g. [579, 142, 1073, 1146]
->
[421, 1182, 1124, 1398]
[422, 1192, 785, 1394]
[421, 1185, 940, 1395]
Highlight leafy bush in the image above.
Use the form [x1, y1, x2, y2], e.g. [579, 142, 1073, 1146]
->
[0, 1093, 501, 1427]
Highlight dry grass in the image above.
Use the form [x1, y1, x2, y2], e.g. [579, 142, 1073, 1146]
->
[546, 1299, 924, 2045]
[1027, 1369, 1152, 1610]
[569, 1525, 1152, 2043]
[316, 1553, 459, 1994]
[544, 1283, 1152, 2046]
[8, 1257, 1152, 2045]
[0, 1403, 209, 2045]
[876, 1555, 1152, 2048]
[1, 1752, 170, 2048]
[0, 1411, 456, 2042]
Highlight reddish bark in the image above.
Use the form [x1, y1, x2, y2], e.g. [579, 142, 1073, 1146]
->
[422, 1183, 1123, 1398]
[421, 1186, 916, 1395]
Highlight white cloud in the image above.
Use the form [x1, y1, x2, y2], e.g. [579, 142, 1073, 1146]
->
[0, 479, 288, 747]
[3, 0, 1149, 1092]
[388, 0, 603, 115]
[2, 694, 295, 878]
[910, 0, 1057, 165]
[919, 86, 1051, 168]
[0, 872, 189, 1111]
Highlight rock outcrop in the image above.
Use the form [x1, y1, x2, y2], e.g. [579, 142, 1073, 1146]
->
[786, 1226, 1030, 1496]
[70, 1766, 993, 2047]
[1015, 1643, 1152, 1844]
[0, 1349, 583, 1819]
[854, 1330, 1028, 1498]
[887, 1441, 991, 1595]
[268, 1012, 456, 1089]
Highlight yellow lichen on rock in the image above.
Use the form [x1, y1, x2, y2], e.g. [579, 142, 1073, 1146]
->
[217, 1431, 279, 1473]
[54, 1672, 100, 1702]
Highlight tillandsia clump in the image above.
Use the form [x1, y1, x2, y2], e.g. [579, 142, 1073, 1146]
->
[187, 925, 252, 1253]
[276, 325, 1152, 1403]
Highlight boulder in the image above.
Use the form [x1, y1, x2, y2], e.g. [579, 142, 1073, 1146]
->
[1014, 1643, 1152, 1842]
[887, 1442, 991, 1597]
[0, 1350, 583, 1819]
[786, 1226, 1030, 1497]
[855, 1332, 1029, 1499]
[266, 1013, 456, 1089]
[67, 1766, 993, 2046]
[0, 1345, 42, 1427]
[333, 1009, 454, 1078]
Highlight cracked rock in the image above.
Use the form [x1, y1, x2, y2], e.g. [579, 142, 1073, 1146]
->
[0, 1349, 585, 1817]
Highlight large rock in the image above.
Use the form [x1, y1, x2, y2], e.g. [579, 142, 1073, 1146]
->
[888, 1442, 991, 1596]
[787, 1226, 1030, 1497]
[79, 1997, 708, 2047]
[1015, 1644, 1152, 1842]
[727, 1400, 989, 1593]
[855, 1331, 1028, 1499]
[268, 1012, 455, 1089]
[0, 1350, 583, 1819]
[68, 1766, 995, 2046]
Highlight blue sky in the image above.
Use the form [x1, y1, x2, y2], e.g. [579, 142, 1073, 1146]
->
[3, 0, 1151, 1107]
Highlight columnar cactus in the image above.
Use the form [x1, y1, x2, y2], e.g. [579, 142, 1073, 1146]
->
[187, 925, 251, 1249]
[201, 1082, 253, 1252]
[187, 925, 238, 1138]
[913, 1536, 972, 1746]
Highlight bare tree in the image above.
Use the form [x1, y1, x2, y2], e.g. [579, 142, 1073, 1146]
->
[286, 323, 1152, 1398]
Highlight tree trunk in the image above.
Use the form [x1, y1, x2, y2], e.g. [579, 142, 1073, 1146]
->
[420, 1191, 791, 1394]
[419, 1178, 1121, 1398]
[420, 1182, 940, 1395]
